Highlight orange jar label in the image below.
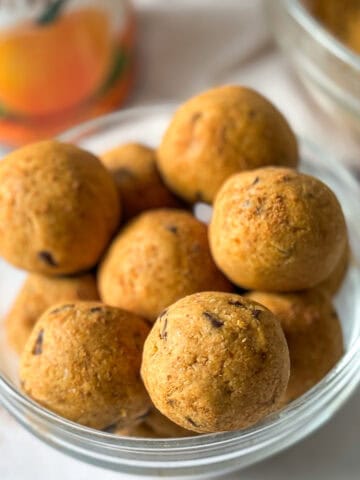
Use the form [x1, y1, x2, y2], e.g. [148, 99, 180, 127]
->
[0, 0, 135, 146]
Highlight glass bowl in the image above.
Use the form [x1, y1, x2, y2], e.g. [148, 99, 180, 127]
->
[265, 0, 360, 138]
[0, 105, 360, 478]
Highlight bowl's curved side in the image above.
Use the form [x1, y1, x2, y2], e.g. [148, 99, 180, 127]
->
[266, 0, 360, 135]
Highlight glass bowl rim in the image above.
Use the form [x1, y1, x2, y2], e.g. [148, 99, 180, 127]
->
[0, 104, 359, 456]
[282, 0, 360, 70]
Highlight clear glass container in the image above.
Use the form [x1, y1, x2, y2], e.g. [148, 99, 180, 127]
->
[0, 105, 359, 478]
[265, 0, 360, 138]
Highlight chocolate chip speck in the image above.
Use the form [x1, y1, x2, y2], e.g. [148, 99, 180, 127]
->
[89, 306, 103, 313]
[38, 251, 58, 267]
[228, 299, 246, 308]
[161, 319, 168, 340]
[136, 409, 151, 421]
[252, 309, 262, 319]
[260, 351, 267, 361]
[191, 112, 203, 124]
[115, 167, 136, 180]
[203, 311, 224, 328]
[32, 329, 44, 355]
[166, 225, 178, 234]
[50, 304, 74, 314]
[103, 422, 118, 433]
[159, 309, 168, 340]
[185, 416, 199, 428]
[251, 176, 260, 186]
[195, 191, 205, 203]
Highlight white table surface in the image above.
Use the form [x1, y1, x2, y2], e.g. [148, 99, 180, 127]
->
[1, 1, 359, 479]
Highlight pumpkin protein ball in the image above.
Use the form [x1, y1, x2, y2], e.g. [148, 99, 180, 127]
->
[0, 140, 120, 275]
[6, 272, 99, 354]
[98, 209, 233, 322]
[209, 167, 347, 291]
[141, 292, 290, 433]
[20, 302, 151, 430]
[247, 289, 344, 403]
[114, 407, 196, 438]
[101, 142, 182, 220]
[157, 85, 298, 204]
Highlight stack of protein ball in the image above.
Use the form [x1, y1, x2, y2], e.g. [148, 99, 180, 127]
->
[0, 86, 348, 437]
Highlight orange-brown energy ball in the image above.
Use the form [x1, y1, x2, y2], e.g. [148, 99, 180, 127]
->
[209, 167, 347, 291]
[157, 85, 298, 204]
[0, 140, 120, 275]
[101, 143, 181, 220]
[247, 290, 344, 403]
[6, 273, 99, 354]
[141, 292, 290, 433]
[98, 209, 233, 322]
[20, 302, 151, 430]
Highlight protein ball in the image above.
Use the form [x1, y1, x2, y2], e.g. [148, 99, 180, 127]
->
[98, 209, 233, 322]
[247, 289, 343, 403]
[209, 167, 347, 291]
[141, 292, 290, 433]
[157, 85, 298, 204]
[101, 143, 182, 220]
[20, 302, 151, 429]
[0, 140, 120, 275]
[6, 273, 99, 354]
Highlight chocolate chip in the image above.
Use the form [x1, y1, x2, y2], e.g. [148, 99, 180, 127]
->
[115, 167, 135, 180]
[167, 398, 176, 407]
[103, 422, 118, 433]
[38, 251, 58, 267]
[252, 309, 262, 319]
[89, 306, 103, 313]
[166, 225, 178, 234]
[228, 299, 246, 308]
[260, 351, 267, 361]
[159, 309, 168, 340]
[224, 386, 234, 395]
[251, 176, 260, 186]
[161, 319, 168, 339]
[185, 416, 199, 428]
[195, 191, 205, 203]
[191, 112, 203, 124]
[136, 409, 151, 421]
[32, 329, 44, 355]
[50, 304, 74, 314]
[203, 311, 224, 328]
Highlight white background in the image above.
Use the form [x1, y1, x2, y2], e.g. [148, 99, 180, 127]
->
[1, 1, 359, 479]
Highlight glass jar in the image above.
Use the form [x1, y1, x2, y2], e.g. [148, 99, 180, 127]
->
[0, 0, 135, 146]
